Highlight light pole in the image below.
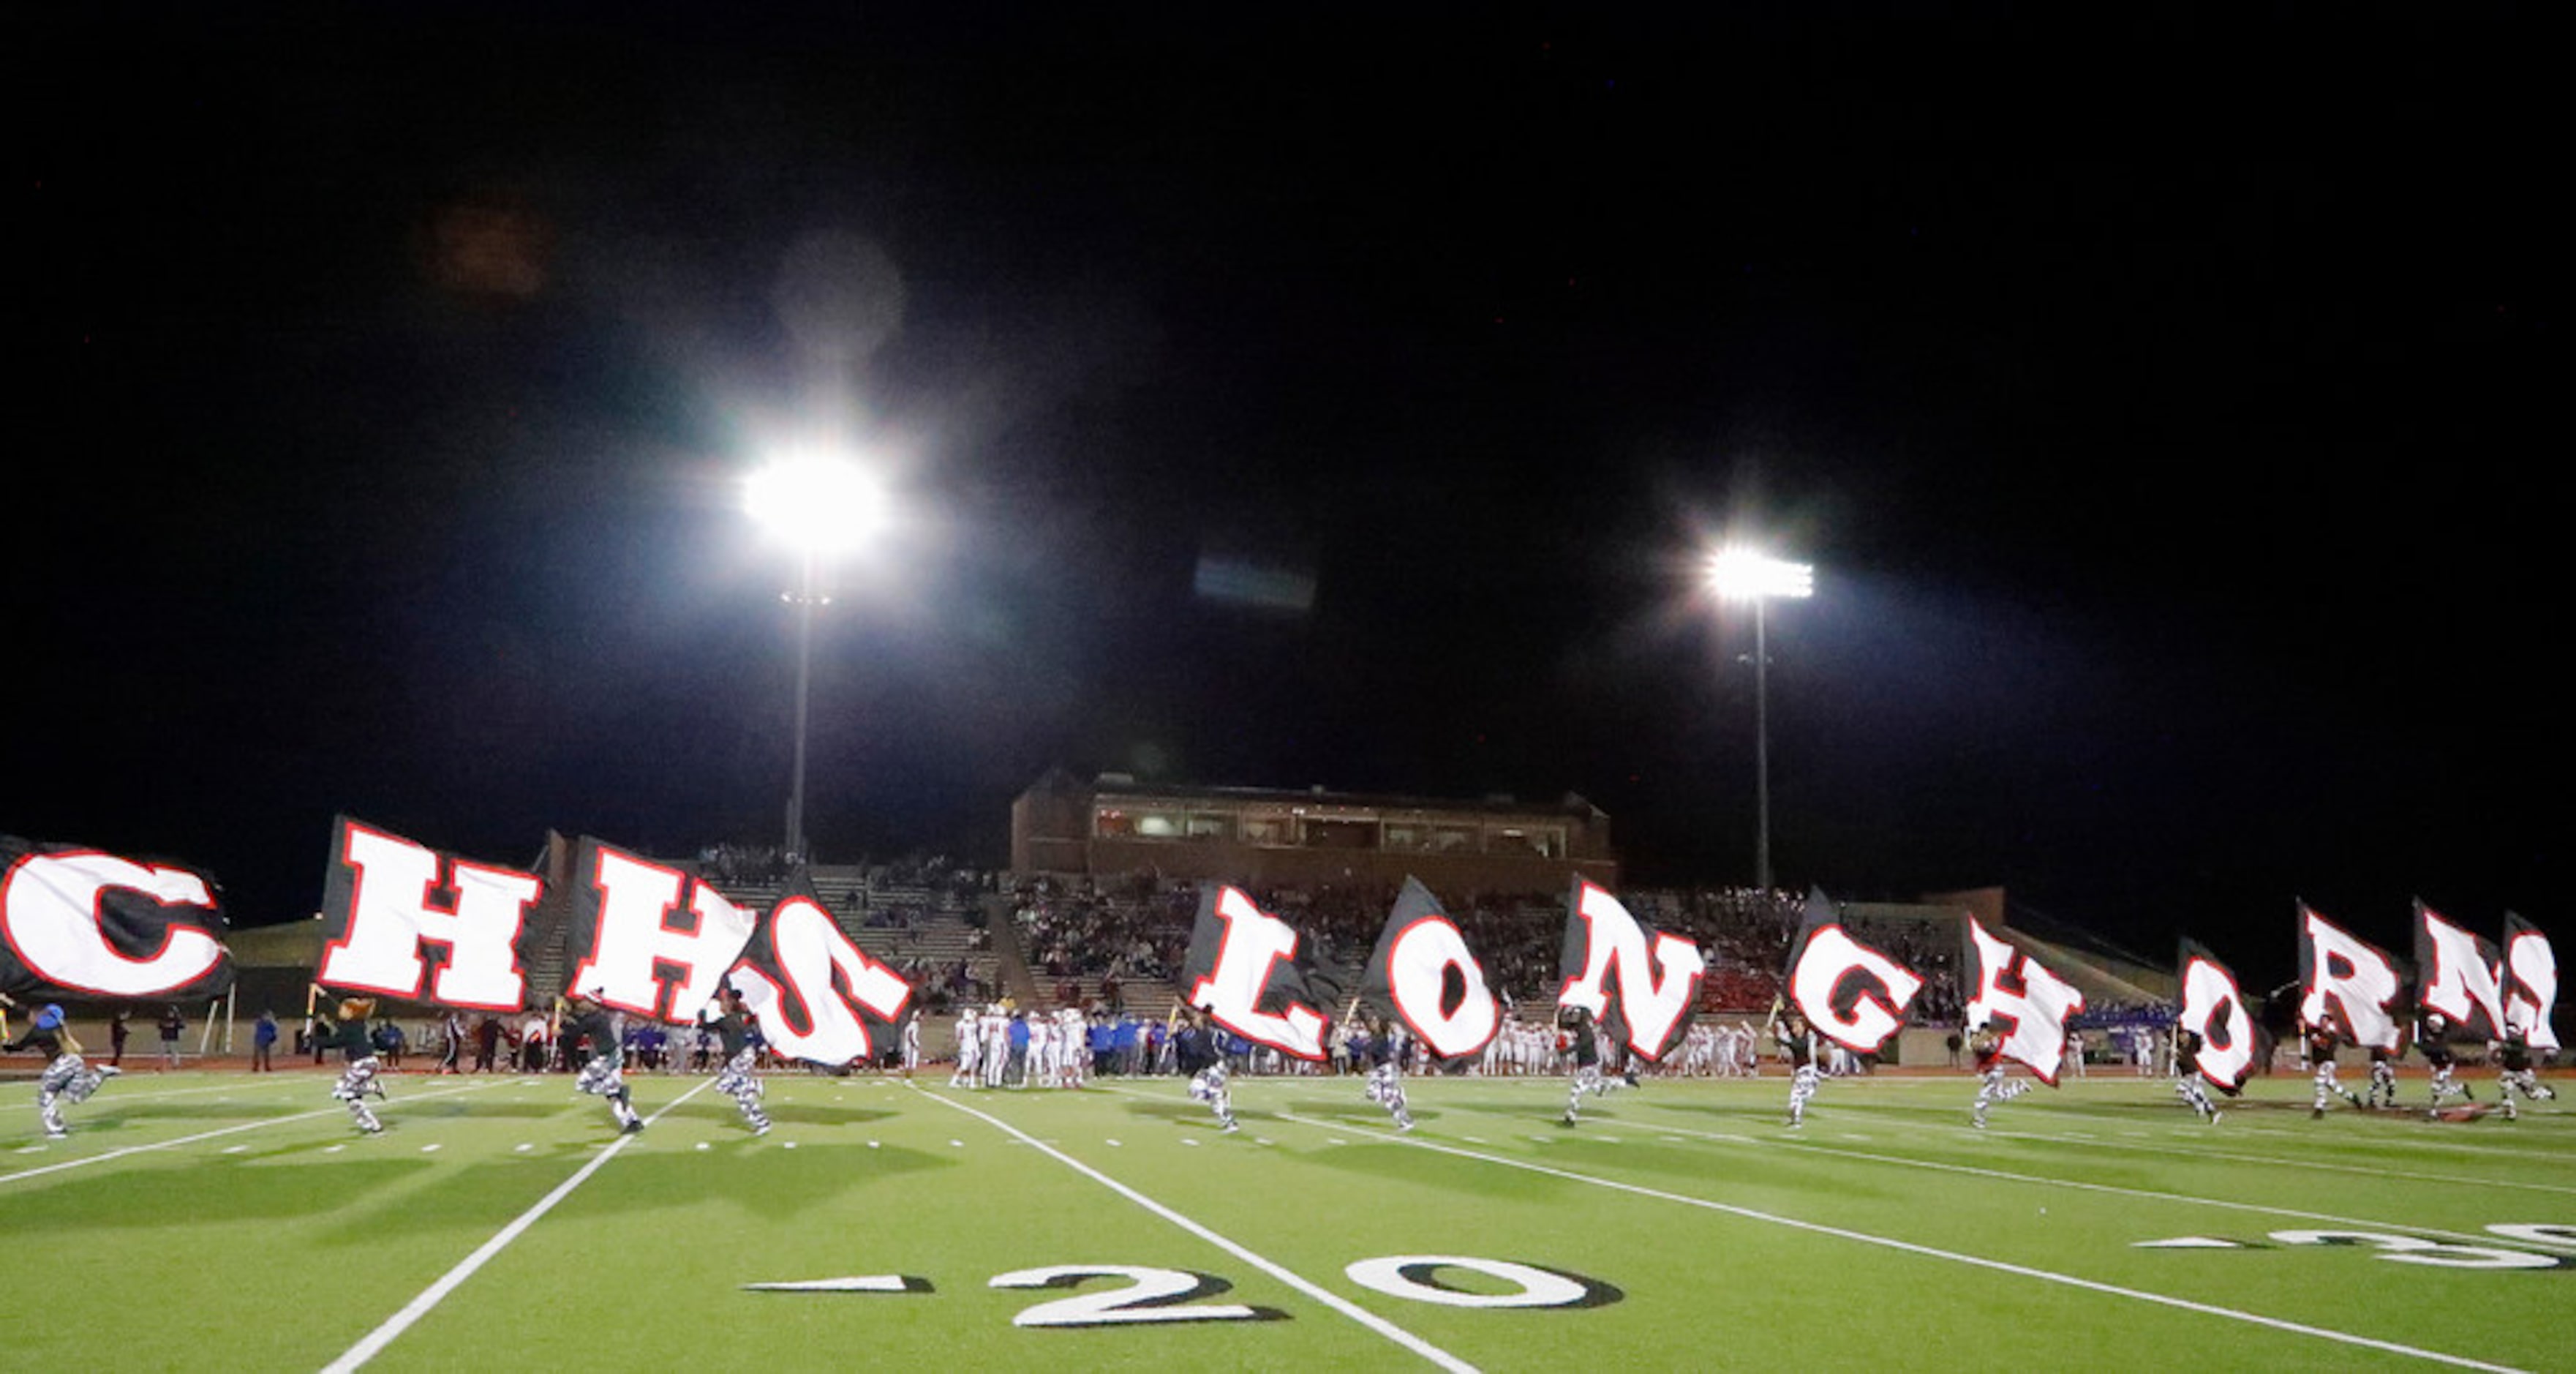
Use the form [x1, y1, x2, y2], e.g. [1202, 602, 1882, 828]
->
[1707, 546, 1813, 890]
[746, 453, 883, 864]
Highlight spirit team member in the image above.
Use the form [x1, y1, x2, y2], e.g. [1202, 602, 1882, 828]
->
[1, 998, 121, 1140]
[706, 987, 772, 1137]
[1360, 1017, 1415, 1132]
[1559, 1008, 1635, 1127]
[1770, 1005, 1820, 1129]
[2492, 1031, 2555, 1120]
[2307, 1011, 2362, 1119]
[1173, 1010, 1239, 1134]
[2363, 1037, 2398, 1110]
[307, 987, 386, 1135]
[564, 989, 644, 1134]
[2171, 1026, 2221, 1125]
[1969, 1023, 2027, 1130]
[2414, 1012, 2471, 1114]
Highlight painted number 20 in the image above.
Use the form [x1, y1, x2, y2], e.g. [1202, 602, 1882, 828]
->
[992, 1255, 1606, 1326]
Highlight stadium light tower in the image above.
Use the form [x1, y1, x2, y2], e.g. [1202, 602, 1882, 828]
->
[746, 451, 884, 865]
[1706, 545, 1814, 891]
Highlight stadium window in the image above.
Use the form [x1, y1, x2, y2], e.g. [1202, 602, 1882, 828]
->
[1185, 814, 1235, 842]
[1428, 825, 1477, 853]
[1134, 811, 1185, 838]
[1302, 818, 1379, 849]
[1384, 823, 1423, 851]
[1240, 816, 1289, 846]
[1094, 808, 1136, 838]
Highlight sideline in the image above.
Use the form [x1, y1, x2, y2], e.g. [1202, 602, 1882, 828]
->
[320, 1078, 716, 1373]
[1273, 1108, 2530, 1373]
[914, 1084, 1479, 1374]
[0, 1079, 503, 1187]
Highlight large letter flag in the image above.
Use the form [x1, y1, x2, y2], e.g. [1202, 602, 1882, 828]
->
[1557, 879, 1704, 1062]
[1782, 887, 1921, 1056]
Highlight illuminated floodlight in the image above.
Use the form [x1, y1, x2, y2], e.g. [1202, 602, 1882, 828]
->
[745, 454, 884, 558]
[1706, 547, 1814, 601]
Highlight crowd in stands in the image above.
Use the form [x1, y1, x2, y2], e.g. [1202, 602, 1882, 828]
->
[1006, 874, 2019, 1025]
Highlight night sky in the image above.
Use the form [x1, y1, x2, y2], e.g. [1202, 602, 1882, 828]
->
[13, 8, 2561, 979]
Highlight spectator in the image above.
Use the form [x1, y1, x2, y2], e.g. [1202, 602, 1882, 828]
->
[157, 1005, 184, 1070]
[252, 1010, 278, 1072]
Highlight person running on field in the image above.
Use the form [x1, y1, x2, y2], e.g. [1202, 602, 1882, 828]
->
[2171, 1026, 2221, 1125]
[706, 986, 772, 1137]
[2491, 1029, 2554, 1120]
[1969, 1022, 2028, 1129]
[1360, 1016, 1415, 1131]
[563, 989, 644, 1134]
[309, 988, 386, 1135]
[4, 999, 121, 1139]
[2414, 1012, 2471, 1114]
[1771, 1005, 1820, 1129]
[1174, 1010, 1239, 1133]
[1560, 1007, 1635, 1127]
[2306, 1010, 2362, 1119]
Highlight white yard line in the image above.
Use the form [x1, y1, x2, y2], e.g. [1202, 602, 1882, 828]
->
[0, 1079, 500, 1187]
[1927, 1120, 2576, 1198]
[1624, 1116, 2576, 1255]
[0, 1076, 305, 1107]
[1416, 1074, 2576, 1163]
[320, 1079, 715, 1373]
[916, 1085, 1477, 1374]
[1274, 1110, 2531, 1374]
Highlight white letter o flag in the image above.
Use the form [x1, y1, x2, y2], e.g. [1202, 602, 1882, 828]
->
[1344, 1255, 1588, 1309]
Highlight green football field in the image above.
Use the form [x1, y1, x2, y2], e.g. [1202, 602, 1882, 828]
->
[3, 1064, 2567, 1372]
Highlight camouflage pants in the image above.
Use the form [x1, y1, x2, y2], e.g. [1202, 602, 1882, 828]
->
[577, 1051, 639, 1126]
[2312, 1059, 2357, 1112]
[1973, 1067, 2027, 1125]
[1364, 1063, 1412, 1127]
[713, 1048, 769, 1132]
[37, 1054, 107, 1135]
[1189, 1065, 1236, 1127]
[1564, 1064, 1626, 1122]
[331, 1056, 383, 1132]
[1786, 1063, 1820, 1124]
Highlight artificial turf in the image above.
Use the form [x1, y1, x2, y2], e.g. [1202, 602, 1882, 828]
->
[2, 1065, 2566, 1371]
